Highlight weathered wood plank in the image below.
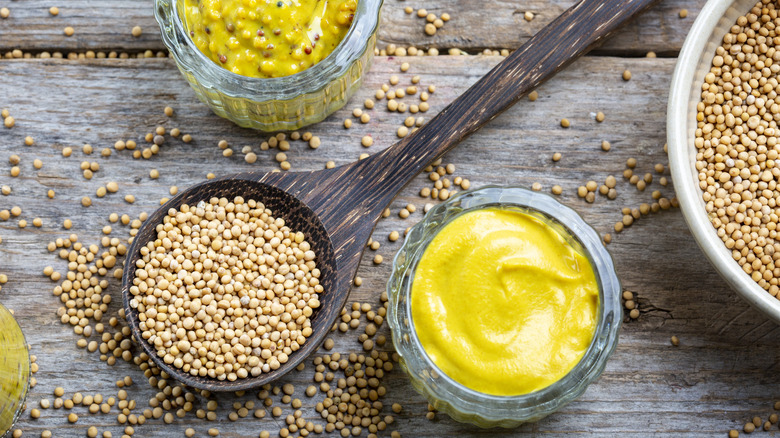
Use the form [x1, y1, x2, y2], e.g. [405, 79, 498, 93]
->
[0, 55, 779, 437]
[0, 0, 700, 55]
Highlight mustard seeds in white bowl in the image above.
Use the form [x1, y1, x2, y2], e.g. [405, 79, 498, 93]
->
[668, 0, 780, 323]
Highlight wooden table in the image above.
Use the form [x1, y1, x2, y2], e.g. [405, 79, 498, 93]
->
[1, 0, 776, 436]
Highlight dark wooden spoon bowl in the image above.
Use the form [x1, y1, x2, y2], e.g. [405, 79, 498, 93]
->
[122, 0, 659, 391]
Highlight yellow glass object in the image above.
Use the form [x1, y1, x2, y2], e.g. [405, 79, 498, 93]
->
[411, 208, 599, 396]
[0, 302, 30, 436]
[183, 0, 357, 78]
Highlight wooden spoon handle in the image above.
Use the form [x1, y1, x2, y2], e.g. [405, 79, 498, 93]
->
[368, 0, 660, 190]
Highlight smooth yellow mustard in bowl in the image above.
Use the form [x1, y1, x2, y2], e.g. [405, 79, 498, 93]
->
[411, 208, 599, 397]
[387, 186, 621, 428]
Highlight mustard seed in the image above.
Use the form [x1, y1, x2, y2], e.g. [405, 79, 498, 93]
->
[679, 9, 688, 18]
[130, 197, 320, 380]
[560, 118, 570, 128]
[622, 70, 631, 81]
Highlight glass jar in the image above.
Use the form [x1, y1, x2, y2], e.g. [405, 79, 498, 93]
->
[387, 185, 621, 428]
[154, 0, 382, 131]
[0, 302, 30, 437]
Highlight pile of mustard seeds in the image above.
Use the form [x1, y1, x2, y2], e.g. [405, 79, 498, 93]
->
[129, 196, 322, 381]
[695, 0, 780, 297]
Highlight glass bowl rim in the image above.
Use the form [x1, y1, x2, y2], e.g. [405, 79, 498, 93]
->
[0, 301, 31, 436]
[155, 0, 383, 97]
[387, 185, 622, 414]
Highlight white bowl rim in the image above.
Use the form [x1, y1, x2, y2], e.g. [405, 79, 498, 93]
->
[667, 0, 780, 323]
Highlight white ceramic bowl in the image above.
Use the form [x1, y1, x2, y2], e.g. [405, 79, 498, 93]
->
[668, 0, 780, 323]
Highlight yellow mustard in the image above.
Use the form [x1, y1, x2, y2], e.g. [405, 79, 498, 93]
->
[411, 208, 599, 396]
[182, 0, 357, 78]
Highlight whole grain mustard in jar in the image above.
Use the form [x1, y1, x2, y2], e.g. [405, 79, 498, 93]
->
[182, 0, 358, 78]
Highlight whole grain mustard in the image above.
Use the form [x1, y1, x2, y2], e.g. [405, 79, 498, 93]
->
[182, 0, 357, 78]
[411, 208, 599, 396]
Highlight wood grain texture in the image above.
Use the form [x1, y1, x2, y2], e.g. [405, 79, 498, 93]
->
[144, 0, 660, 392]
[0, 0, 700, 55]
[1, 55, 780, 437]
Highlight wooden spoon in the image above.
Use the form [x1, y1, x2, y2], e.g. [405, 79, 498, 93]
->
[123, 0, 659, 391]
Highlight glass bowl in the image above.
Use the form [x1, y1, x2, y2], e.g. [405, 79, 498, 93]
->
[154, 0, 382, 131]
[0, 302, 30, 437]
[386, 185, 621, 428]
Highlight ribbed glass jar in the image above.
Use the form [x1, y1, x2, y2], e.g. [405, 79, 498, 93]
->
[154, 0, 381, 131]
[0, 302, 30, 438]
[387, 185, 621, 428]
